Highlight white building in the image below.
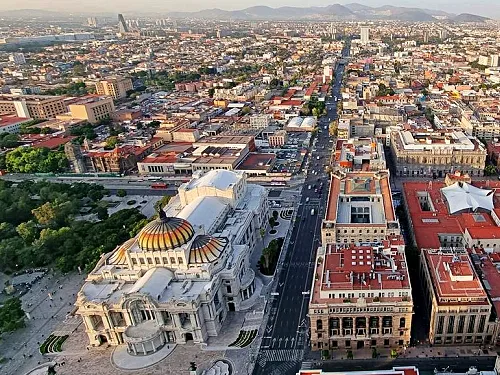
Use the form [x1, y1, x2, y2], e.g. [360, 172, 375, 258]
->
[75, 170, 269, 354]
[360, 27, 370, 44]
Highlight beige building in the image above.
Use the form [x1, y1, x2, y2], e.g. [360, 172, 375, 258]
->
[309, 238, 413, 352]
[67, 96, 115, 124]
[75, 170, 269, 353]
[390, 130, 486, 178]
[95, 77, 133, 100]
[420, 248, 497, 346]
[268, 130, 287, 148]
[321, 170, 400, 246]
[0, 94, 66, 119]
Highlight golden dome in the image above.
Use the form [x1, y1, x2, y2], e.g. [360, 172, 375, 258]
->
[138, 210, 195, 251]
[108, 238, 134, 265]
[189, 235, 227, 264]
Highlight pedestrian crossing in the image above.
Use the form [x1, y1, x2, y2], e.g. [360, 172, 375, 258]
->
[262, 349, 304, 362]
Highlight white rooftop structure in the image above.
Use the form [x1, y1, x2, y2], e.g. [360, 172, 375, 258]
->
[442, 181, 494, 214]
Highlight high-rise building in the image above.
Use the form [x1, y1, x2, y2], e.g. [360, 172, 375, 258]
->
[360, 26, 370, 44]
[118, 13, 129, 34]
[423, 31, 429, 43]
[95, 76, 133, 100]
[9, 53, 26, 65]
[87, 17, 98, 28]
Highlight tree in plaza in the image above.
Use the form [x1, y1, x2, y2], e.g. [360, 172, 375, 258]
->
[116, 189, 127, 198]
[0, 297, 25, 333]
[269, 217, 276, 228]
[272, 210, 279, 220]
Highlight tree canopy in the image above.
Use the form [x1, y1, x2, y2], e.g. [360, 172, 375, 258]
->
[0, 180, 146, 274]
[5, 147, 68, 173]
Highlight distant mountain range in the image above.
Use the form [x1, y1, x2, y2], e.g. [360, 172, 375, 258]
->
[167, 3, 490, 22]
[0, 4, 491, 22]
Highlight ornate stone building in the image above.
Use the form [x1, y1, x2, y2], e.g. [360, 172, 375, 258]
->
[75, 170, 268, 355]
[309, 238, 413, 352]
[390, 130, 486, 178]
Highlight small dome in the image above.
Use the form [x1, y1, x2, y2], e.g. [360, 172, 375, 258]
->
[108, 238, 134, 265]
[138, 211, 195, 251]
[189, 235, 227, 264]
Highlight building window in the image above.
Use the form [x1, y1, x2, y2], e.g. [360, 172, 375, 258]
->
[457, 315, 465, 333]
[170, 257, 176, 264]
[227, 285, 232, 294]
[132, 258, 137, 265]
[447, 316, 455, 334]
[139, 258, 145, 265]
[147, 258, 153, 264]
[178, 257, 183, 264]
[316, 320, 323, 330]
[478, 315, 486, 333]
[467, 315, 476, 334]
[345, 340, 351, 348]
[436, 316, 444, 335]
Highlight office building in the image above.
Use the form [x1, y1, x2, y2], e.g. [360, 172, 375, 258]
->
[95, 77, 133, 100]
[76, 170, 268, 351]
[321, 170, 400, 246]
[0, 94, 66, 119]
[390, 130, 486, 178]
[420, 248, 496, 346]
[118, 14, 129, 34]
[67, 96, 115, 124]
[309, 237, 413, 351]
[9, 53, 26, 65]
[360, 27, 370, 44]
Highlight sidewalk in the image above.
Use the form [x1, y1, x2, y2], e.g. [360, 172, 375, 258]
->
[310, 345, 496, 361]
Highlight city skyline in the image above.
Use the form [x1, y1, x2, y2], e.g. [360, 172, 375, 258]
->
[1, 0, 499, 18]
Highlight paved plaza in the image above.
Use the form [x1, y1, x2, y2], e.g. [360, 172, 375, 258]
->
[0, 270, 86, 375]
[104, 194, 162, 218]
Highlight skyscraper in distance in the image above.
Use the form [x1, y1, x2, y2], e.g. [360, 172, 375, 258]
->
[118, 14, 128, 34]
[360, 26, 370, 44]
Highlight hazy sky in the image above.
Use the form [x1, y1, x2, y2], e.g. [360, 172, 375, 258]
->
[1, 0, 499, 18]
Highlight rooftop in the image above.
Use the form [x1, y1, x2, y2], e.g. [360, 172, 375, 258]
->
[325, 171, 395, 223]
[311, 237, 411, 305]
[423, 249, 488, 304]
[404, 179, 500, 249]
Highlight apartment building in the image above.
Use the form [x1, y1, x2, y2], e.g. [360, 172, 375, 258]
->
[95, 77, 133, 100]
[68, 96, 115, 124]
[309, 237, 413, 351]
[0, 94, 66, 119]
[321, 171, 400, 246]
[420, 248, 496, 346]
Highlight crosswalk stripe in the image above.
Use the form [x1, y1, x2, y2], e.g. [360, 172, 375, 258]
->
[262, 349, 304, 362]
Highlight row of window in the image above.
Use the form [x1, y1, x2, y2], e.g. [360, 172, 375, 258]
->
[131, 256, 184, 266]
[435, 315, 487, 335]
